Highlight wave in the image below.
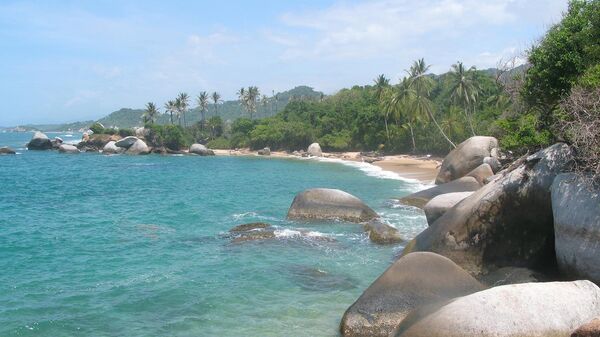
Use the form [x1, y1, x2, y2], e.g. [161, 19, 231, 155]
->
[231, 212, 279, 222]
[274, 228, 330, 239]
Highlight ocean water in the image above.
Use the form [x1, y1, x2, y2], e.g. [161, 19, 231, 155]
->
[0, 132, 427, 337]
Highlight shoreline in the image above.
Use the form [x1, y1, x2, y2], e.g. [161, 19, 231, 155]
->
[213, 149, 441, 184]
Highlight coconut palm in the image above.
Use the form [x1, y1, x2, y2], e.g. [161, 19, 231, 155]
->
[385, 77, 418, 151]
[142, 102, 159, 125]
[407, 58, 456, 148]
[197, 91, 209, 124]
[373, 74, 390, 102]
[245, 86, 260, 119]
[211, 92, 221, 116]
[177, 92, 189, 127]
[164, 100, 176, 125]
[260, 94, 269, 116]
[448, 61, 479, 135]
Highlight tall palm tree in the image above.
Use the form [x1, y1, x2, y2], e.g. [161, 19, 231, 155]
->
[174, 97, 182, 126]
[245, 86, 260, 119]
[373, 74, 390, 102]
[197, 91, 209, 124]
[384, 77, 418, 151]
[407, 59, 456, 149]
[448, 61, 479, 136]
[260, 94, 269, 117]
[211, 92, 221, 116]
[177, 92, 189, 127]
[142, 102, 159, 125]
[164, 100, 176, 125]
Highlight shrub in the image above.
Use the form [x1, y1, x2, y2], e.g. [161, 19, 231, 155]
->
[207, 137, 231, 149]
[118, 128, 134, 137]
[89, 122, 105, 134]
[318, 131, 352, 151]
[495, 113, 552, 153]
[145, 124, 189, 150]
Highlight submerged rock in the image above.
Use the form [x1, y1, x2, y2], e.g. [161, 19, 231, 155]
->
[399, 177, 480, 209]
[287, 188, 378, 223]
[395, 281, 600, 337]
[27, 131, 52, 150]
[229, 222, 271, 233]
[288, 265, 356, 291]
[364, 220, 403, 244]
[435, 136, 499, 184]
[308, 143, 323, 157]
[58, 144, 79, 154]
[423, 192, 474, 224]
[0, 147, 16, 155]
[189, 143, 215, 156]
[552, 173, 600, 283]
[340, 252, 484, 337]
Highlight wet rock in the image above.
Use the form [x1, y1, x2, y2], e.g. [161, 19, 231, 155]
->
[103, 141, 124, 154]
[287, 188, 378, 223]
[399, 177, 480, 209]
[288, 265, 356, 291]
[435, 136, 499, 184]
[58, 144, 79, 154]
[115, 136, 139, 149]
[229, 222, 271, 233]
[77, 134, 120, 151]
[364, 220, 403, 244]
[0, 147, 16, 155]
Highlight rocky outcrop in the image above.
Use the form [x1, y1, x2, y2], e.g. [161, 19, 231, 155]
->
[572, 318, 600, 337]
[395, 281, 600, 337]
[51, 137, 63, 149]
[125, 139, 150, 155]
[552, 173, 600, 283]
[115, 136, 139, 149]
[102, 141, 124, 154]
[308, 143, 323, 157]
[77, 134, 120, 152]
[229, 222, 271, 233]
[479, 267, 541, 287]
[402, 143, 574, 275]
[58, 144, 79, 154]
[0, 147, 16, 155]
[423, 192, 473, 224]
[435, 136, 499, 184]
[257, 147, 271, 156]
[465, 163, 494, 185]
[399, 177, 481, 208]
[288, 188, 378, 223]
[189, 143, 215, 156]
[27, 131, 52, 150]
[364, 220, 403, 244]
[340, 252, 484, 337]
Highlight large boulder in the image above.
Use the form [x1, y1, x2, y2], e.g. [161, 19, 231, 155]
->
[102, 141, 125, 154]
[189, 143, 215, 156]
[340, 252, 484, 337]
[27, 131, 52, 150]
[115, 136, 139, 149]
[287, 188, 378, 223]
[395, 281, 600, 337]
[364, 220, 403, 244]
[435, 136, 498, 184]
[58, 144, 79, 154]
[552, 173, 600, 283]
[257, 147, 271, 156]
[423, 192, 474, 224]
[308, 143, 323, 157]
[399, 177, 481, 208]
[51, 137, 63, 149]
[0, 147, 16, 155]
[572, 318, 600, 337]
[402, 143, 574, 275]
[125, 139, 150, 155]
[77, 134, 120, 152]
[465, 163, 494, 185]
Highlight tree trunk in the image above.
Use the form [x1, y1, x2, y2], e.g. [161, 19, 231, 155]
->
[465, 103, 476, 136]
[409, 123, 416, 153]
[429, 111, 456, 148]
[384, 113, 390, 144]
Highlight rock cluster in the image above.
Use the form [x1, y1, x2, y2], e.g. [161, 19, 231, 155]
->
[190, 143, 215, 156]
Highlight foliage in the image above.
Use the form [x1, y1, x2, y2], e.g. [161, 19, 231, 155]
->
[207, 137, 231, 149]
[146, 124, 190, 150]
[494, 113, 552, 153]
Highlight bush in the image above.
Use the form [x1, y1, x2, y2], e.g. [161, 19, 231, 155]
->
[495, 113, 552, 153]
[118, 128, 134, 137]
[248, 119, 313, 150]
[207, 137, 231, 149]
[89, 122, 105, 134]
[146, 124, 190, 150]
[318, 131, 352, 151]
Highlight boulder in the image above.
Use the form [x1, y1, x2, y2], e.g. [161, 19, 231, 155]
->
[364, 220, 403, 244]
[287, 188, 378, 223]
[125, 139, 150, 155]
[27, 131, 53, 150]
[51, 137, 63, 149]
[572, 318, 600, 337]
[465, 163, 494, 185]
[423, 192, 474, 224]
[102, 141, 125, 154]
[435, 136, 498, 184]
[115, 136, 139, 149]
[479, 267, 541, 287]
[189, 143, 215, 156]
[395, 281, 600, 337]
[483, 156, 502, 173]
[134, 127, 147, 138]
[77, 134, 120, 152]
[552, 173, 600, 283]
[399, 177, 481, 208]
[402, 143, 574, 275]
[229, 222, 271, 233]
[340, 252, 484, 337]
[0, 147, 16, 155]
[257, 147, 271, 156]
[308, 143, 323, 157]
[58, 144, 79, 154]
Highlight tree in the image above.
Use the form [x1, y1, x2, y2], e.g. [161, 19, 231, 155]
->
[143, 102, 159, 125]
[373, 74, 390, 101]
[390, 77, 419, 152]
[260, 94, 269, 117]
[448, 61, 479, 135]
[164, 100, 176, 125]
[177, 92, 189, 127]
[197, 91, 209, 124]
[243, 86, 260, 119]
[407, 58, 456, 148]
[211, 92, 221, 116]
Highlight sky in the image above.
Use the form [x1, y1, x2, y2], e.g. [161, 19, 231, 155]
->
[0, 0, 568, 125]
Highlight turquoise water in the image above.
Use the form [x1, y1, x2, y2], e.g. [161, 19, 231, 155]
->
[0, 132, 427, 337]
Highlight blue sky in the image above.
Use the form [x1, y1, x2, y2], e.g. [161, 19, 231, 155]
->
[0, 0, 567, 125]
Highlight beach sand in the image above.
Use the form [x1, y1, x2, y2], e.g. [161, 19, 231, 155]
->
[212, 149, 441, 184]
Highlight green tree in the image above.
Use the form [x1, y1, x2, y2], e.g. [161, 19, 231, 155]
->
[211, 92, 221, 116]
[142, 102, 159, 125]
[176, 93, 189, 127]
[197, 91, 209, 124]
[448, 61, 479, 135]
[164, 100, 176, 125]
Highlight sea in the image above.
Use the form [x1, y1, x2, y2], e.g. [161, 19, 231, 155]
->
[0, 132, 427, 337]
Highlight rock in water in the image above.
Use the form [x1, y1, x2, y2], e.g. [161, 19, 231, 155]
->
[364, 220, 403, 244]
[51, 137, 63, 149]
[395, 281, 600, 337]
[27, 131, 52, 150]
[287, 188, 378, 223]
[58, 144, 79, 154]
[0, 147, 16, 155]
[572, 318, 600, 337]
[125, 139, 150, 155]
[229, 222, 271, 232]
[552, 173, 600, 283]
[340, 252, 484, 337]
[115, 136, 139, 149]
[102, 141, 124, 154]
[77, 134, 120, 152]
[257, 147, 271, 156]
[435, 136, 498, 184]
[423, 192, 474, 224]
[189, 143, 215, 156]
[399, 177, 480, 208]
[402, 143, 574, 275]
[308, 143, 323, 157]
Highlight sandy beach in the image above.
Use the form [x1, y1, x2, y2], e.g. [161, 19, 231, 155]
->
[213, 149, 441, 184]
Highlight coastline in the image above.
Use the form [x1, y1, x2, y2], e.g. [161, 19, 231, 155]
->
[212, 149, 441, 184]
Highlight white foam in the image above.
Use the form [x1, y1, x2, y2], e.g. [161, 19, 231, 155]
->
[274, 229, 328, 239]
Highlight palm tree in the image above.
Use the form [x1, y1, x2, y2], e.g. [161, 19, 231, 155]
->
[385, 77, 418, 151]
[211, 92, 221, 116]
[174, 97, 182, 126]
[407, 58, 456, 148]
[177, 92, 189, 127]
[197, 91, 209, 125]
[448, 61, 479, 135]
[164, 100, 176, 125]
[245, 86, 260, 119]
[142, 102, 159, 125]
[260, 94, 269, 117]
[373, 74, 390, 102]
